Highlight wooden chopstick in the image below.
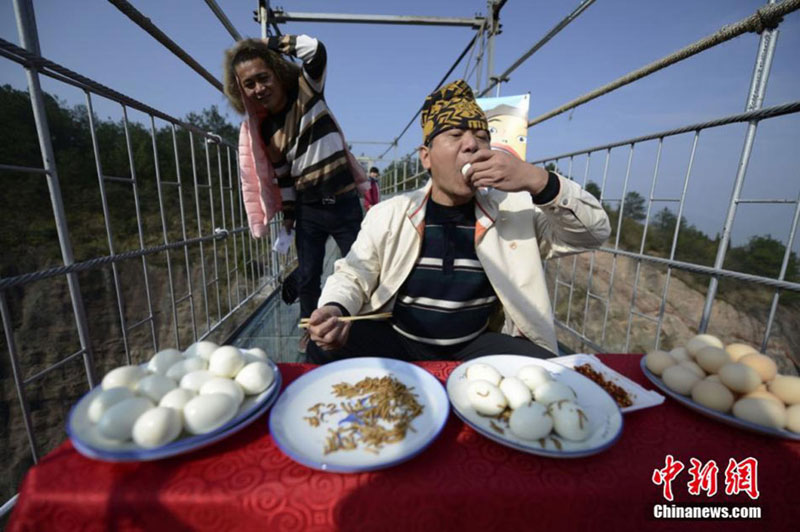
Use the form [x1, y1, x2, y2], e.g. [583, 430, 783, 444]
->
[298, 312, 392, 328]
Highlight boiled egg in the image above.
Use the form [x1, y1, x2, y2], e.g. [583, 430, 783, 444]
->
[499, 377, 532, 410]
[465, 363, 502, 386]
[466, 379, 507, 416]
[87, 387, 135, 423]
[132, 406, 182, 448]
[101, 365, 146, 391]
[183, 393, 237, 434]
[235, 361, 275, 395]
[508, 402, 552, 440]
[516, 365, 552, 391]
[97, 397, 154, 441]
[548, 400, 591, 441]
[208, 346, 246, 378]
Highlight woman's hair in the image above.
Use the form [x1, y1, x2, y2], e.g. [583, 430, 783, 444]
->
[223, 38, 300, 114]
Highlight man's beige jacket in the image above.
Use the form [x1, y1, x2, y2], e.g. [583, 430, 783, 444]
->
[319, 174, 611, 354]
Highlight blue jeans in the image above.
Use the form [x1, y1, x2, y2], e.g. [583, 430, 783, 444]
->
[295, 193, 363, 319]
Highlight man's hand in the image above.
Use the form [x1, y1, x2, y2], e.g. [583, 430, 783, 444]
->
[283, 218, 295, 232]
[464, 149, 549, 195]
[307, 305, 351, 351]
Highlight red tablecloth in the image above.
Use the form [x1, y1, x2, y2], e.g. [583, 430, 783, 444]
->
[8, 355, 800, 531]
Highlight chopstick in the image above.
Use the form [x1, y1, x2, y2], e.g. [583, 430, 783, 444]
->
[297, 312, 392, 328]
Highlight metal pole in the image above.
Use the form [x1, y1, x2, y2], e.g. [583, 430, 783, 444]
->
[204, 0, 241, 41]
[698, 0, 779, 333]
[260, 1, 268, 39]
[486, 1, 495, 96]
[12, 0, 96, 386]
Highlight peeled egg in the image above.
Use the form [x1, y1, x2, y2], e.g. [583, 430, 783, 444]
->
[691, 380, 734, 413]
[208, 346, 246, 378]
[101, 365, 146, 391]
[183, 393, 237, 434]
[466, 379, 507, 416]
[669, 347, 690, 362]
[718, 363, 761, 394]
[661, 365, 701, 396]
[183, 341, 219, 361]
[136, 374, 177, 403]
[786, 404, 800, 434]
[533, 381, 576, 405]
[644, 351, 676, 376]
[695, 346, 732, 374]
[235, 361, 275, 395]
[768, 375, 800, 405]
[549, 400, 591, 441]
[165, 357, 208, 381]
[738, 353, 777, 382]
[516, 365, 552, 391]
[744, 389, 783, 404]
[200, 377, 244, 406]
[678, 361, 706, 379]
[508, 402, 552, 440]
[180, 370, 215, 392]
[725, 343, 758, 361]
[242, 347, 268, 364]
[87, 387, 136, 423]
[499, 377, 532, 410]
[732, 397, 787, 429]
[97, 397, 154, 441]
[147, 348, 183, 375]
[132, 407, 182, 448]
[159, 388, 196, 412]
[704, 374, 721, 383]
[686, 334, 724, 358]
[465, 363, 502, 386]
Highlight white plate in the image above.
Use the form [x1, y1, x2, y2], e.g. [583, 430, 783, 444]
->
[640, 358, 800, 441]
[553, 354, 665, 413]
[67, 359, 282, 461]
[447, 355, 623, 458]
[268, 357, 449, 473]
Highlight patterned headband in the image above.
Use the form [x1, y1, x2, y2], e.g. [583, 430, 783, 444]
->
[421, 79, 489, 146]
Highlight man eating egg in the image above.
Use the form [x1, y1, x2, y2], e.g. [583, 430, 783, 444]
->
[306, 80, 611, 362]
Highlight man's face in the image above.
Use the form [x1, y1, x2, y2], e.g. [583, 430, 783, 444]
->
[419, 127, 490, 205]
[235, 58, 287, 114]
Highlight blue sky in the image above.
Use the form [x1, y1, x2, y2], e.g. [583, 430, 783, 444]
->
[1, 0, 799, 248]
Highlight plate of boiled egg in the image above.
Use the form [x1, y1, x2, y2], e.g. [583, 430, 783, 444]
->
[446, 355, 624, 458]
[67, 341, 281, 461]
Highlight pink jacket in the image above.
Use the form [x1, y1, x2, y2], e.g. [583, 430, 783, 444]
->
[237, 90, 372, 238]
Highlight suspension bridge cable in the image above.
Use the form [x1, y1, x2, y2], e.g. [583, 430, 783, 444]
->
[528, 0, 800, 127]
[378, 31, 480, 158]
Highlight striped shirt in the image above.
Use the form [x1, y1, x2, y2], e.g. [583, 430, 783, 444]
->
[260, 35, 354, 220]
[392, 199, 498, 345]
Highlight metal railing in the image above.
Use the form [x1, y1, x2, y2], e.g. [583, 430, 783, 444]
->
[378, 1, 800, 360]
[1, 0, 295, 516]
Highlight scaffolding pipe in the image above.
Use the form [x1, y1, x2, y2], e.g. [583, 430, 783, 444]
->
[271, 10, 483, 28]
[204, 0, 241, 40]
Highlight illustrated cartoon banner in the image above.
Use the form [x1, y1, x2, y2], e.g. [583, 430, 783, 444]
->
[476, 93, 530, 160]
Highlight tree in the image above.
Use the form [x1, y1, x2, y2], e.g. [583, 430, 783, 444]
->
[584, 180, 601, 200]
[623, 191, 646, 222]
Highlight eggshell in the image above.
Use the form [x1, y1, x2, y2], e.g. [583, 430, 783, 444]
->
[499, 377, 532, 410]
[465, 363, 502, 386]
[235, 361, 275, 395]
[695, 346, 732, 374]
[732, 397, 786, 429]
[786, 404, 800, 433]
[738, 353, 777, 382]
[466, 380, 507, 416]
[101, 365, 146, 391]
[508, 402, 552, 440]
[165, 357, 208, 381]
[661, 365, 701, 396]
[200, 377, 244, 406]
[136, 374, 177, 403]
[183, 341, 219, 361]
[180, 370, 215, 392]
[242, 347, 268, 364]
[183, 393, 237, 434]
[516, 365, 552, 391]
[686, 334, 724, 357]
[669, 347, 690, 362]
[533, 381, 576, 405]
[87, 387, 136, 423]
[718, 363, 761, 394]
[725, 343, 758, 361]
[548, 400, 591, 441]
[678, 361, 706, 379]
[768, 375, 800, 405]
[132, 407, 182, 448]
[691, 380, 734, 413]
[644, 351, 676, 376]
[159, 388, 196, 412]
[208, 346, 246, 378]
[97, 397, 154, 440]
[147, 348, 183, 375]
